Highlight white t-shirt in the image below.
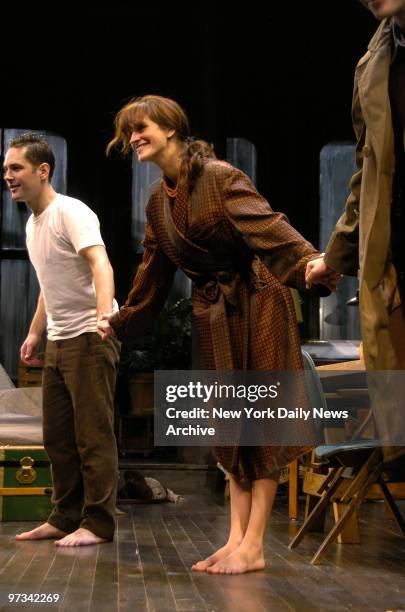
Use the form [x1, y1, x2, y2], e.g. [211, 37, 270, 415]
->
[26, 193, 117, 341]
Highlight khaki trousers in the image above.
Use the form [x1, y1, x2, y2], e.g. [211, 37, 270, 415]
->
[389, 306, 405, 369]
[42, 333, 120, 540]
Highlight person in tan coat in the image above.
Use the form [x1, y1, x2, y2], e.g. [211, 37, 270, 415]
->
[100, 95, 334, 574]
[306, 0, 405, 458]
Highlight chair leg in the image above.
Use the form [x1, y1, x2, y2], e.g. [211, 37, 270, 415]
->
[379, 478, 405, 536]
[289, 467, 345, 550]
[310, 464, 382, 565]
[288, 459, 299, 520]
[340, 447, 381, 503]
[332, 502, 360, 543]
[308, 465, 344, 531]
[318, 465, 342, 494]
[305, 493, 327, 532]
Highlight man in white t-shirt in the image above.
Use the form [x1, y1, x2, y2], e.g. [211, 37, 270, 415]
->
[3, 133, 120, 546]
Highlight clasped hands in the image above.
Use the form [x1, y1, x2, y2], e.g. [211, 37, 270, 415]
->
[97, 312, 116, 340]
[305, 256, 342, 292]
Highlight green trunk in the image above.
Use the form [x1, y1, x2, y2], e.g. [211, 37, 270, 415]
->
[0, 446, 53, 521]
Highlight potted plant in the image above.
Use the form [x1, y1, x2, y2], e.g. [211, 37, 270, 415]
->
[118, 298, 192, 416]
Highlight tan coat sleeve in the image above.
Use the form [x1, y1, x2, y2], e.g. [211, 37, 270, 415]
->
[109, 219, 177, 340]
[222, 168, 319, 291]
[324, 81, 364, 276]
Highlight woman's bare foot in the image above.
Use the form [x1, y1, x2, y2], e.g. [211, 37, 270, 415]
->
[15, 523, 67, 541]
[191, 541, 241, 571]
[207, 544, 265, 575]
[55, 527, 108, 547]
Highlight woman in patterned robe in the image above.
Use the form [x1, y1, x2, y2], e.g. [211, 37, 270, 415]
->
[100, 95, 335, 574]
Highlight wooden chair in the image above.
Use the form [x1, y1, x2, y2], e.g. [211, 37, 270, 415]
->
[289, 438, 405, 563]
[289, 356, 405, 563]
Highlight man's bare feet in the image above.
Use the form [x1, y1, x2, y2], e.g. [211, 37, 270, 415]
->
[15, 522, 67, 541]
[54, 527, 107, 547]
[191, 541, 241, 571]
[206, 545, 265, 575]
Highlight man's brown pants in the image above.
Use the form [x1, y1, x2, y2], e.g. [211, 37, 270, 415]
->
[42, 333, 120, 540]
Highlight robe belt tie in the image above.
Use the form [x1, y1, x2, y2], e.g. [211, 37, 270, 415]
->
[194, 268, 265, 370]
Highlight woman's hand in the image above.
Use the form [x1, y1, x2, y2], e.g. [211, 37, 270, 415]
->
[97, 312, 117, 340]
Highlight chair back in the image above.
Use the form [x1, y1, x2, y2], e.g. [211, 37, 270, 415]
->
[302, 349, 328, 432]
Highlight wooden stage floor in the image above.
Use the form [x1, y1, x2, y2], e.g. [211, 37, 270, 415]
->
[0, 495, 404, 611]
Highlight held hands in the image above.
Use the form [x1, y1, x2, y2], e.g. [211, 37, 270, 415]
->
[305, 256, 342, 293]
[20, 333, 42, 366]
[97, 312, 116, 340]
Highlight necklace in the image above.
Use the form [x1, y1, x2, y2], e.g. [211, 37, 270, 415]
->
[162, 175, 180, 198]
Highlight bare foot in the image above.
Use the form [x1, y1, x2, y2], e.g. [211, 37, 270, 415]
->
[15, 523, 67, 541]
[207, 545, 265, 575]
[191, 541, 240, 572]
[55, 527, 108, 547]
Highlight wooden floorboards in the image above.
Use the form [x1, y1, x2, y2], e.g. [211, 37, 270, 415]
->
[0, 495, 404, 611]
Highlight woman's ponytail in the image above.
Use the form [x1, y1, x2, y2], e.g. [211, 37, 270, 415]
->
[181, 138, 216, 192]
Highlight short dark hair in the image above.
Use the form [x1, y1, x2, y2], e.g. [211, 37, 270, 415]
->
[8, 133, 55, 180]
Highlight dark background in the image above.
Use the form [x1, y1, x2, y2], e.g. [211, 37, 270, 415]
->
[1, 2, 376, 303]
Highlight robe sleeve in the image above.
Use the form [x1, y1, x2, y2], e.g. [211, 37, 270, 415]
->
[109, 219, 177, 341]
[221, 168, 319, 291]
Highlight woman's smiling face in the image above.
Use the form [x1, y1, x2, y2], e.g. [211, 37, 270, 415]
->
[129, 115, 174, 163]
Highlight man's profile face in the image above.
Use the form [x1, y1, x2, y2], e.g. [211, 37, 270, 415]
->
[3, 147, 46, 203]
[361, 0, 405, 20]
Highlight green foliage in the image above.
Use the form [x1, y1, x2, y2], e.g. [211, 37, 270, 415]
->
[119, 298, 192, 373]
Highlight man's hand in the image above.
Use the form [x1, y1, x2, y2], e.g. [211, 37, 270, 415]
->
[20, 333, 42, 365]
[97, 313, 116, 341]
[305, 257, 342, 292]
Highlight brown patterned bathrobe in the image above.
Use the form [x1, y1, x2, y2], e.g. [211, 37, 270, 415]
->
[111, 160, 319, 482]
